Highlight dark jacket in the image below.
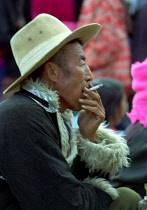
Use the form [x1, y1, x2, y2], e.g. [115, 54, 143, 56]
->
[110, 121, 147, 196]
[0, 91, 112, 210]
[0, 79, 131, 209]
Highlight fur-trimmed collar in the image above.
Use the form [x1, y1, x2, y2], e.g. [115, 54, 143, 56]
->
[21, 78, 74, 121]
[21, 79, 130, 200]
[21, 79, 77, 166]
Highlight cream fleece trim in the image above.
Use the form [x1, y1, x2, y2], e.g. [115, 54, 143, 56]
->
[66, 131, 78, 167]
[56, 112, 78, 166]
[83, 177, 119, 200]
[22, 79, 77, 166]
[76, 124, 130, 174]
[62, 109, 74, 123]
[57, 112, 70, 158]
[21, 78, 60, 109]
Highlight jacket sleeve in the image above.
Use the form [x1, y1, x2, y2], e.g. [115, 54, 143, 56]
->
[76, 125, 130, 173]
[74, 124, 130, 200]
[0, 100, 112, 210]
[110, 127, 147, 196]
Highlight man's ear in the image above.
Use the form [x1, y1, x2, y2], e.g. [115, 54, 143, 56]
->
[43, 61, 60, 83]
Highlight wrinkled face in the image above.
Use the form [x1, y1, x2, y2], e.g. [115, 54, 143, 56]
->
[56, 41, 93, 112]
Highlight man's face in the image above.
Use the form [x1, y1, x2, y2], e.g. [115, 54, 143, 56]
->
[56, 41, 93, 112]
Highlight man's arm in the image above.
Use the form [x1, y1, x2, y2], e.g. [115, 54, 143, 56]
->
[0, 98, 112, 210]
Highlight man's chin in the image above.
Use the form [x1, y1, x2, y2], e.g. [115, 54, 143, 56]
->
[71, 105, 82, 112]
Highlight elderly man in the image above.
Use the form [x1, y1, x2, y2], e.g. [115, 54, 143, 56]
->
[0, 14, 140, 209]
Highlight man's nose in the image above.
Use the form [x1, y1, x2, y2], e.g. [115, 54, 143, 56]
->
[85, 64, 93, 82]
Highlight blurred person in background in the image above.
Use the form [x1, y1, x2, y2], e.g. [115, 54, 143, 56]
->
[0, 0, 31, 101]
[122, 0, 147, 64]
[78, 0, 131, 98]
[114, 0, 147, 117]
[110, 58, 147, 198]
[91, 77, 130, 134]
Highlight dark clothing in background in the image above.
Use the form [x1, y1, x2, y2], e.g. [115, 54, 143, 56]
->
[74, 0, 83, 20]
[110, 121, 147, 196]
[0, 0, 31, 77]
[131, 1, 147, 63]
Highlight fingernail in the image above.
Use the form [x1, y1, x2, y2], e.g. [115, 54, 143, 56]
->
[83, 93, 88, 97]
[81, 105, 85, 108]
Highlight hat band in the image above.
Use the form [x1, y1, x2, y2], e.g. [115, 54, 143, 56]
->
[20, 31, 72, 76]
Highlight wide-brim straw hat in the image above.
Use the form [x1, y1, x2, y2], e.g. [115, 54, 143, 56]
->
[4, 13, 101, 94]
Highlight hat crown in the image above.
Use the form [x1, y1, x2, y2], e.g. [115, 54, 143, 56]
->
[11, 14, 71, 70]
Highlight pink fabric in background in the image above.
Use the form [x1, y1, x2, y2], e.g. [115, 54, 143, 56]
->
[31, 0, 77, 31]
[127, 58, 147, 127]
[78, 0, 131, 97]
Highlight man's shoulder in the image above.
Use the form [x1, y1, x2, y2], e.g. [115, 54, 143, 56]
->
[0, 92, 56, 125]
[0, 92, 42, 113]
[0, 92, 60, 143]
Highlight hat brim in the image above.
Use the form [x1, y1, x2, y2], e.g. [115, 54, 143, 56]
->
[4, 23, 101, 94]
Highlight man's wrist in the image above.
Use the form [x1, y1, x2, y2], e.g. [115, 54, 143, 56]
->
[88, 136, 96, 143]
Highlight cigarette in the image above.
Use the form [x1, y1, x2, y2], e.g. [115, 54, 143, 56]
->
[89, 84, 103, 91]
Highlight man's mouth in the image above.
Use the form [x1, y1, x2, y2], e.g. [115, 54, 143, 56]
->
[82, 87, 88, 97]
